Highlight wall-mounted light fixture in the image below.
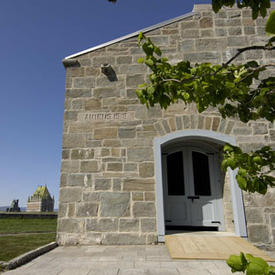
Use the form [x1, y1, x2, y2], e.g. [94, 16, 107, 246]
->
[101, 64, 117, 81]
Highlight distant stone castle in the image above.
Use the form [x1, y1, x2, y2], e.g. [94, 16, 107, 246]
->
[27, 185, 54, 212]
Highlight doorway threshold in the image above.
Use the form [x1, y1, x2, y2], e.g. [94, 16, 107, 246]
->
[166, 230, 236, 236]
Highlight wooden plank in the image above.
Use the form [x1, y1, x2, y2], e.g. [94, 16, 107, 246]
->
[165, 235, 275, 261]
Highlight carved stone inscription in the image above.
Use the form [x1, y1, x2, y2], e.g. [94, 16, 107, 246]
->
[78, 112, 134, 121]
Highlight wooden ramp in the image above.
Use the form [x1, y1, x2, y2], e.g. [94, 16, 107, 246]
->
[165, 233, 275, 261]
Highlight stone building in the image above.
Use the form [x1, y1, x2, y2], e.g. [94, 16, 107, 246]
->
[27, 185, 54, 212]
[58, 4, 275, 249]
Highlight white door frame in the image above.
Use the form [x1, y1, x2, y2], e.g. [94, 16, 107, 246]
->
[154, 129, 247, 242]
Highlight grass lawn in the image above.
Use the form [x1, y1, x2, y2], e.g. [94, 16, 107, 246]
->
[0, 218, 57, 234]
[0, 233, 56, 262]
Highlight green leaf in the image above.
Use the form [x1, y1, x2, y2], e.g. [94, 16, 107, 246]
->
[138, 32, 144, 42]
[236, 175, 247, 190]
[266, 11, 275, 35]
[145, 58, 154, 66]
[227, 254, 246, 272]
[137, 57, 145, 64]
[246, 256, 269, 275]
[268, 265, 275, 274]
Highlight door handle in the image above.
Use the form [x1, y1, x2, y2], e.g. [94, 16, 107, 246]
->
[187, 196, 200, 202]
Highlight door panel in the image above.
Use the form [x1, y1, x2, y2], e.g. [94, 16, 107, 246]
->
[163, 151, 191, 226]
[163, 146, 224, 230]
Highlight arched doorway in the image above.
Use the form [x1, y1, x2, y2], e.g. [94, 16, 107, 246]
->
[154, 130, 247, 242]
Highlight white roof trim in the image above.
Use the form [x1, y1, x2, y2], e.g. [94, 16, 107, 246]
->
[64, 11, 196, 60]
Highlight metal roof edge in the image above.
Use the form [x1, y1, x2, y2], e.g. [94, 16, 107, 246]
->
[64, 11, 196, 60]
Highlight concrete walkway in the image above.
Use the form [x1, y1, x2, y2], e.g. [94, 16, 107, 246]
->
[3, 245, 248, 275]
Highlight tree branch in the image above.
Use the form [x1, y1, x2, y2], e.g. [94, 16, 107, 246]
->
[214, 45, 275, 75]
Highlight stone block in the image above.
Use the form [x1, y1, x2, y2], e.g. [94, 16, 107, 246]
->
[111, 148, 121, 157]
[66, 89, 91, 98]
[146, 234, 158, 244]
[244, 26, 255, 35]
[71, 149, 94, 159]
[63, 134, 86, 148]
[124, 163, 137, 172]
[95, 178, 111, 191]
[100, 192, 130, 217]
[182, 29, 199, 38]
[102, 233, 146, 245]
[199, 17, 213, 28]
[80, 161, 99, 172]
[92, 56, 115, 66]
[58, 219, 81, 233]
[93, 88, 120, 98]
[150, 36, 168, 46]
[67, 67, 85, 77]
[86, 218, 118, 232]
[246, 208, 264, 224]
[132, 192, 144, 201]
[107, 162, 122, 172]
[71, 99, 84, 110]
[94, 128, 118, 139]
[58, 203, 67, 218]
[85, 67, 100, 77]
[270, 130, 275, 142]
[101, 148, 110, 157]
[184, 52, 221, 63]
[61, 160, 79, 173]
[127, 147, 153, 162]
[212, 117, 220, 131]
[119, 218, 139, 232]
[76, 202, 98, 217]
[227, 36, 248, 47]
[233, 127, 252, 135]
[178, 40, 195, 52]
[141, 218, 156, 232]
[126, 74, 145, 88]
[73, 77, 95, 89]
[83, 192, 101, 202]
[113, 179, 122, 191]
[248, 224, 271, 243]
[118, 128, 136, 138]
[62, 150, 70, 159]
[67, 203, 75, 217]
[119, 64, 145, 74]
[67, 174, 91, 187]
[64, 111, 78, 121]
[195, 38, 226, 51]
[251, 123, 268, 135]
[117, 56, 132, 64]
[181, 20, 199, 29]
[133, 202, 156, 217]
[200, 29, 214, 37]
[84, 98, 101, 110]
[144, 192, 155, 201]
[123, 179, 155, 191]
[103, 139, 121, 147]
[139, 162, 154, 178]
[228, 27, 242, 35]
[215, 18, 241, 27]
[216, 28, 227, 36]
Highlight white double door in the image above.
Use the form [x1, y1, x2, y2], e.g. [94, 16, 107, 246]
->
[163, 147, 224, 230]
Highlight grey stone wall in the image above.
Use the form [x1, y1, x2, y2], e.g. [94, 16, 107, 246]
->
[58, 3, 275, 248]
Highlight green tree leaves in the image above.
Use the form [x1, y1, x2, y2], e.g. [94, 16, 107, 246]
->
[266, 10, 275, 34]
[212, 0, 271, 19]
[137, 32, 275, 196]
[137, 33, 275, 124]
[227, 253, 275, 275]
[222, 144, 275, 194]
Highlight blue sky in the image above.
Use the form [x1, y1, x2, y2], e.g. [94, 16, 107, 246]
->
[0, 0, 211, 208]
